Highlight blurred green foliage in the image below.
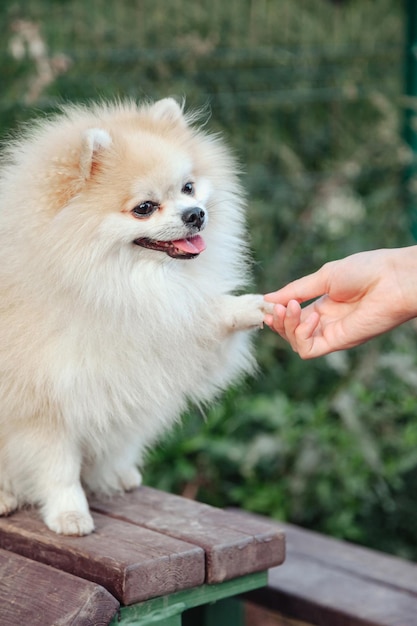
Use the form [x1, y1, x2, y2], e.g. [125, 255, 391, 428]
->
[1, 0, 417, 558]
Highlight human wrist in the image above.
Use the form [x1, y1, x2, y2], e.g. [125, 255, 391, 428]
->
[391, 246, 417, 321]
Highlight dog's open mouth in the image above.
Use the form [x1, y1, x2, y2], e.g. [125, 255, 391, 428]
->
[133, 234, 206, 259]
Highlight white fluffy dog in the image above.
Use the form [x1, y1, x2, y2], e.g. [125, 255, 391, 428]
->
[0, 98, 269, 535]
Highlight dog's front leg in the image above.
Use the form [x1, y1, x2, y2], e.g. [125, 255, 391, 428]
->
[219, 294, 273, 332]
[19, 428, 94, 536]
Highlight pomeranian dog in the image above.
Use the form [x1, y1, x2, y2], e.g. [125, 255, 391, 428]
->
[0, 97, 269, 535]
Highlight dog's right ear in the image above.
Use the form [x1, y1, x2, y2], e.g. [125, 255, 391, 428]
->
[80, 128, 112, 179]
[149, 98, 186, 126]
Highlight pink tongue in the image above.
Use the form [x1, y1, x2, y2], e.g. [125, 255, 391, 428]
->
[172, 235, 206, 254]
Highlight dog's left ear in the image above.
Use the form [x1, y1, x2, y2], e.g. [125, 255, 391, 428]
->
[80, 128, 112, 179]
[150, 98, 186, 126]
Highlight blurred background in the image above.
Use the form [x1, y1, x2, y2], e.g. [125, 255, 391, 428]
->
[1, 0, 417, 559]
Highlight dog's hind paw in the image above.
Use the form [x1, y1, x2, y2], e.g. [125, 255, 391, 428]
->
[118, 466, 142, 492]
[0, 490, 18, 516]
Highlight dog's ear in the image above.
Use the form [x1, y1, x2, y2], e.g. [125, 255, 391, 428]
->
[80, 128, 112, 179]
[149, 98, 186, 126]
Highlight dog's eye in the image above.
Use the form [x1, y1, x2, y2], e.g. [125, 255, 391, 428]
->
[182, 182, 195, 196]
[132, 201, 158, 217]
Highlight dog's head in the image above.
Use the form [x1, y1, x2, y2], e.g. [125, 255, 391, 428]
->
[74, 99, 215, 261]
[5, 98, 247, 296]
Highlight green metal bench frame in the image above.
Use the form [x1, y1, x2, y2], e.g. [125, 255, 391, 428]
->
[111, 571, 267, 626]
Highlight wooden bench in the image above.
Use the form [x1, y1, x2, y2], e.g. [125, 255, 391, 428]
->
[0, 487, 285, 625]
[244, 518, 417, 626]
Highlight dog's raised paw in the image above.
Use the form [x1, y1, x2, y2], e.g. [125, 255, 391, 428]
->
[224, 294, 270, 330]
[46, 510, 95, 536]
[262, 300, 275, 316]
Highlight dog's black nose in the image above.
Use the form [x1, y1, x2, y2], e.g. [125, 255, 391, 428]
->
[182, 207, 206, 230]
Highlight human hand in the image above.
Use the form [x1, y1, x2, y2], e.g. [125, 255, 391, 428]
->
[264, 247, 417, 359]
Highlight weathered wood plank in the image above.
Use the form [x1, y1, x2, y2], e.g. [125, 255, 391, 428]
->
[90, 486, 285, 583]
[280, 521, 417, 596]
[253, 552, 417, 626]
[239, 515, 417, 626]
[0, 509, 205, 605]
[0, 547, 119, 626]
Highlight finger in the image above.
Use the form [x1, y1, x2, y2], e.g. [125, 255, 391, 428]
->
[293, 312, 329, 359]
[265, 303, 288, 338]
[264, 265, 332, 306]
[282, 300, 302, 345]
[264, 313, 274, 327]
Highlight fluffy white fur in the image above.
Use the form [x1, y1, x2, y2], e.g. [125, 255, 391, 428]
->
[0, 98, 269, 535]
